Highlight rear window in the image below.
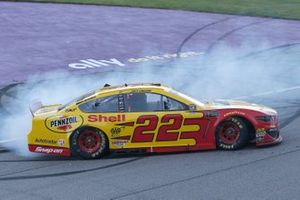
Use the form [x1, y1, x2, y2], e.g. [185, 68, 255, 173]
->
[79, 95, 119, 113]
[59, 90, 96, 110]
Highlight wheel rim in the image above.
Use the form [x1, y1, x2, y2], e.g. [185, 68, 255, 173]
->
[219, 121, 240, 145]
[78, 130, 101, 153]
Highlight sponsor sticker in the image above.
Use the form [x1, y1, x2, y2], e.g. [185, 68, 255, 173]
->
[111, 127, 122, 137]
[88, 114, 125, 122]
[57, 139, 65, 146]
[65, 108, 77, 112]
[256, 128, 266, 141]
[35, 138, 57, 145]
[224, 111, 246, 117]
[256, 128, 266, 136]
[35, 138, 65, 147]
[112, 140, 128, 148]
[29, 145, 70, 156]
[34, 146, 63, 154]
[45, 115, 83, 133]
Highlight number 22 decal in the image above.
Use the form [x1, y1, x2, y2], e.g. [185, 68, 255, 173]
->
[131, 114, 208, 144]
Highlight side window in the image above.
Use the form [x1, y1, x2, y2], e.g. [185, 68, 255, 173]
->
[162, 96, 189, 111]
[79, 95, 119, 113]
[125, 92, 188, 112]
[125, 93, 160, 112]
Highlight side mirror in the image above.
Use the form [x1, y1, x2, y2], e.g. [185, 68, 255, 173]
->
[189, 104, 196, 111]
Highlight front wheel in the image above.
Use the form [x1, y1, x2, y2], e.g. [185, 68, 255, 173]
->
[216, 117, 249, 150]
[71, 127, 108, 159]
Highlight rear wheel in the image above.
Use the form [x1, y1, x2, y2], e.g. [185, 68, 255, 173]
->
[216, 117, 249, 150]
[71, 127, 108, 159]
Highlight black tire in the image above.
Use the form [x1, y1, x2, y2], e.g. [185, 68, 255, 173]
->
[216, 117, 249, 150]
[70, 127, 108, 159]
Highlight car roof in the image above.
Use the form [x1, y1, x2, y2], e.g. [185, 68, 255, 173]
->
[61, 83, 175, 110]
[96, 83, 168, 94]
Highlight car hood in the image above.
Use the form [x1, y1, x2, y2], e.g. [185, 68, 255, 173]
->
[204, 99, 276, 114]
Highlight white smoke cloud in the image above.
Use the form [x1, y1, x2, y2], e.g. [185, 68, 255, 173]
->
[0, 41, 299, 156]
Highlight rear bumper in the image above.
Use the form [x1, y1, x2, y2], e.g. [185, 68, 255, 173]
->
[28, 144, 71, 156]
[27, 129, 71, 156]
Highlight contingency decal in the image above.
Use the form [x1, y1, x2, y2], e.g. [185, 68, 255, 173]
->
[111, 140, 129, 148]
[111, 136, 131, 148]
[256, 128, 267, 142]
[45, 115, 83, 133]
[224, 111, 246, 117]
[34, 138, 65, 147]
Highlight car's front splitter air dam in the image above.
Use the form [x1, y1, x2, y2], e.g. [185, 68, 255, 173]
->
[256, 131, 282, 147]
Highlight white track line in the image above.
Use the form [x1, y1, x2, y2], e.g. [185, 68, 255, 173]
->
[234, 85, 300, 99]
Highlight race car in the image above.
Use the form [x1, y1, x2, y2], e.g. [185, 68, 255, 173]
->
[27, 83, 282, 159]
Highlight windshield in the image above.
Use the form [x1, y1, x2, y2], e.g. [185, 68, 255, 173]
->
[169, 89, 206, 106]
[59, 90, 96, 110]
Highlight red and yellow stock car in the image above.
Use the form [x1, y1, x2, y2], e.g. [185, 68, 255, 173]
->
[27, 83, 282, 159]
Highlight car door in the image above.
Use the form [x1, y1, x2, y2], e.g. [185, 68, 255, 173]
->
[121, 92, 210, 150]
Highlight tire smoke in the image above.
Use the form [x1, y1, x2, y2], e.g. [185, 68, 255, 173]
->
[0, 42, 299, 156]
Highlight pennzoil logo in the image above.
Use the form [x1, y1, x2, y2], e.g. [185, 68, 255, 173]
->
[45, 115, 83, 133]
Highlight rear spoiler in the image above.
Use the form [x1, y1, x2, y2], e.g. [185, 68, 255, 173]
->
[29, 101, 43, 116]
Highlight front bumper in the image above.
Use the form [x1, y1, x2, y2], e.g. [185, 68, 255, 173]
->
[256, 127, 282, 147]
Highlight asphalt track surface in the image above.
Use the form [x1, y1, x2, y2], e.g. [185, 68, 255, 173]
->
[0, 2, 300, 200]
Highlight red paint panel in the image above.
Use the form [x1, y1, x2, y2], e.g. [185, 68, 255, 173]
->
[180, 118, 209, 145]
